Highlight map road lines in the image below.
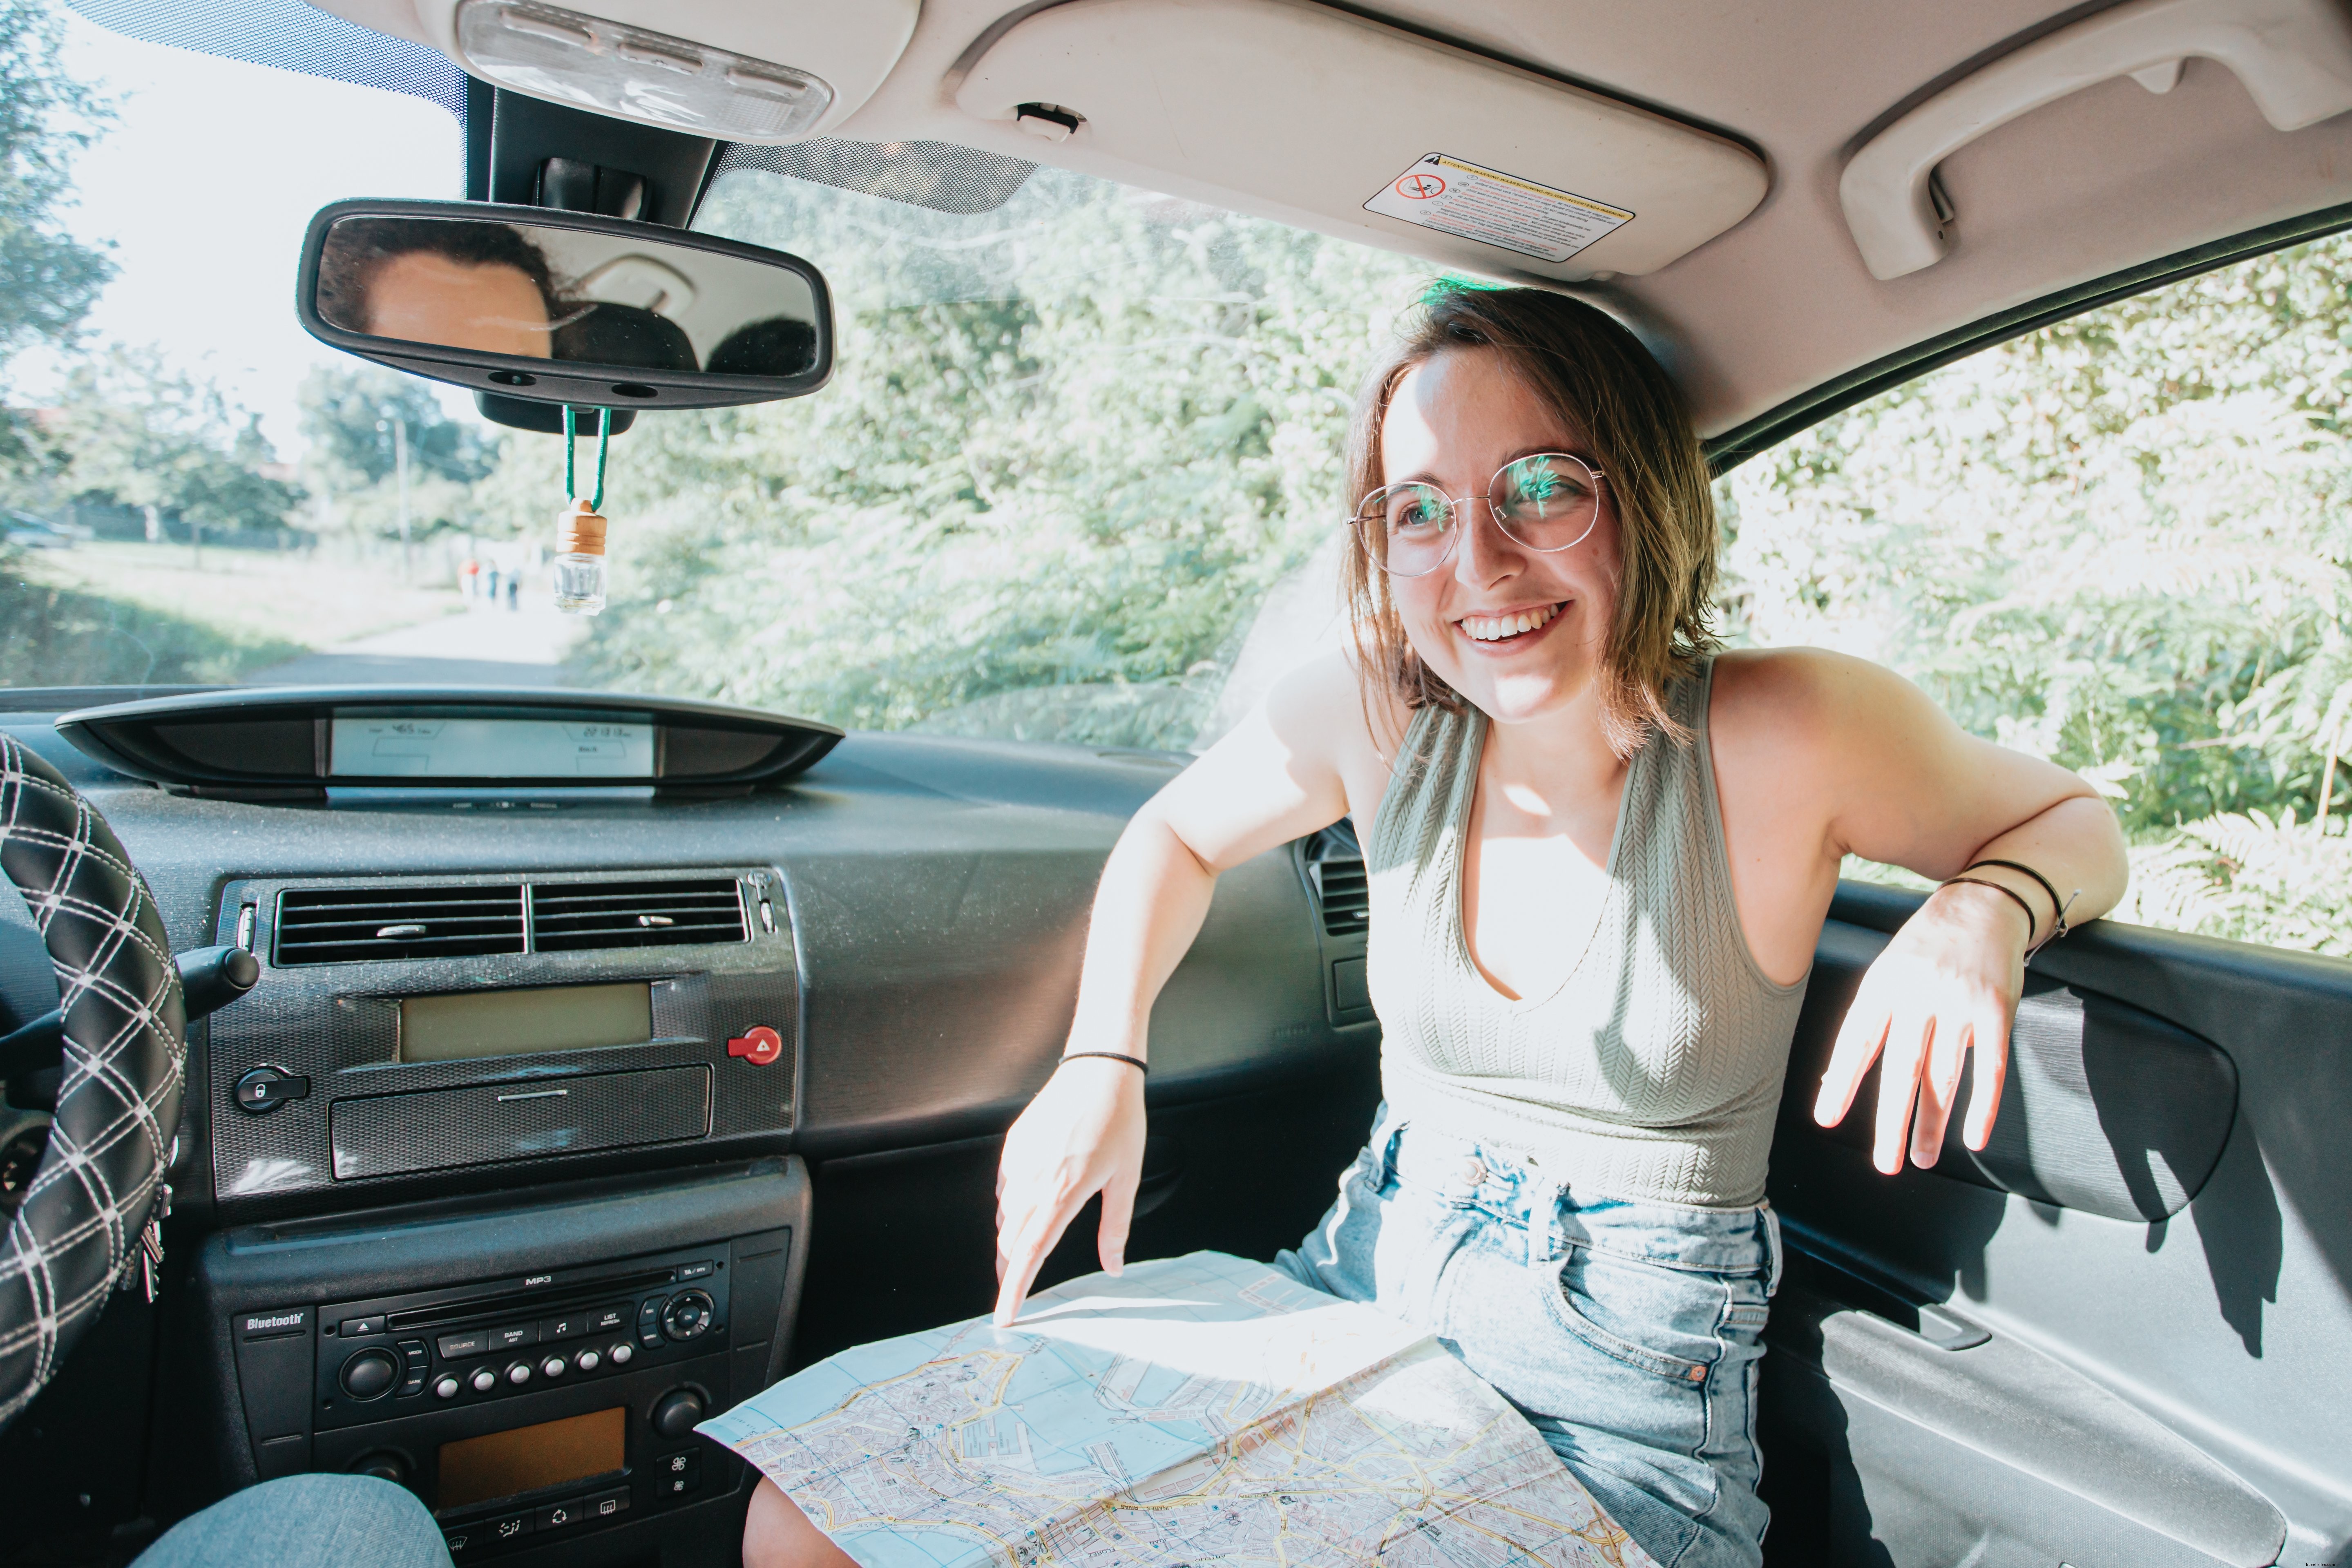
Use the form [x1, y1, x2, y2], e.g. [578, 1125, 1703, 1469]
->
[701, 1252, 1657, 1568]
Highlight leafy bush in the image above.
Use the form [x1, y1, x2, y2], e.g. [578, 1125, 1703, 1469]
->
[1724, 237, 2352, 951]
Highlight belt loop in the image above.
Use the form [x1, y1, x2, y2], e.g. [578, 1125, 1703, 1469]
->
[1761, 1202, 1785, 1298]
[1528, 1171, 1559, 1266]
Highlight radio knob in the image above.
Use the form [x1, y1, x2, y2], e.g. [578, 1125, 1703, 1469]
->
[349, 1450, 408, 1485]
[434, 1374, 461, 1400]
[574, 1348, 601, 1373]
[338, 1348, 400, 1400]
[607, 1342, 634, 1366]
[540, 1355, 567, 1379]
[650, 1387, 705, 1440]
[506, 1360, 532, 1386]
[469, 1367, 498, 1393]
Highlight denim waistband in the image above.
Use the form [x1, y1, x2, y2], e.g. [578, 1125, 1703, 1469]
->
[1379, 1115, 1781, 1287]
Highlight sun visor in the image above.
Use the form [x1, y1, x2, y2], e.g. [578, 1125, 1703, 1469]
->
[954, 0, 1768, 280]
[302, 0, 917, 140]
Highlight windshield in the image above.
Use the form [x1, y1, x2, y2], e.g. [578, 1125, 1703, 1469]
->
[0, 6, 1432, 748]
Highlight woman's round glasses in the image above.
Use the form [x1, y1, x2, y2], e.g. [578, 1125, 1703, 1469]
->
[1351, 451, 1605, 578]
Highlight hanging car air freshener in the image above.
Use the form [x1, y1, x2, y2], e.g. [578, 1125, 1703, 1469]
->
[554, 407, 611, 616]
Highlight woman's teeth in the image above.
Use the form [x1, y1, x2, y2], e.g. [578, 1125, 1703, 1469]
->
[1459, 603, 1562, 642]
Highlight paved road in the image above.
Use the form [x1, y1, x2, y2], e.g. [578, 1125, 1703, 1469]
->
[252, 596, 587, 688]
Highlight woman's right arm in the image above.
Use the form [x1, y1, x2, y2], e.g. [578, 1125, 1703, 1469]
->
[990, 652, 1376, 1325]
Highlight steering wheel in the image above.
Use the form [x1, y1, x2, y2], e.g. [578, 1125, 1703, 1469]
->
[0, 735, 185, 1429]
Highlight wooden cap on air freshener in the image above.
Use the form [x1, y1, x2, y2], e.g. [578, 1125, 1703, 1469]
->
[558, 497, 608, 556]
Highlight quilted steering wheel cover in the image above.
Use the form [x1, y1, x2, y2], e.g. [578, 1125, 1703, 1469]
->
[0, 734, 184, 1427]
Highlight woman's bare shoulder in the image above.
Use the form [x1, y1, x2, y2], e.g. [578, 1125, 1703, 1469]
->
[1712, 646, 1914, 726]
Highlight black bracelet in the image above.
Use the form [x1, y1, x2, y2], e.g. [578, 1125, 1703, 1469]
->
[1963, 858, 2064, 927]
[1941, 876, 2039, 942]
[1058, 1051, 1148, 1075]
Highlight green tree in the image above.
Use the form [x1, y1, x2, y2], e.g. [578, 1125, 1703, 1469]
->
[1719, 235, 2352, 951]
[297, 364, 491, 490]
[0, 0, 115, 464]
[47, 346, 303, 531]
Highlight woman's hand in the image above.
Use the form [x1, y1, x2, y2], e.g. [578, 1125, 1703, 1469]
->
[1812, 881, 2030, 1173]
[992, 1058, 1147, 1325]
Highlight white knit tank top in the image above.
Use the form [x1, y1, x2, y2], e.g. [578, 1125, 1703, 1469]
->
[1365, 658, 1809, 1208]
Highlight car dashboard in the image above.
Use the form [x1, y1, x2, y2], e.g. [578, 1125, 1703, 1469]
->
[0, 699, 1378, 1565]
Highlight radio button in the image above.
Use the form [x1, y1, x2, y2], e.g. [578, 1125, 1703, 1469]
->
[574, 1348, 601, 1373]
[437, 1330, 491, 1359]
[544, 1312, 587, 1341]
[505, 1360, 532, 1386]
[661, 1290, 715, 1342]
[469, 1367, 498, 1394]
[489, 1323, 538, 1352]
[434, 1375, 460, 1400]
[588, 1304, 629, 1333]
[338, 1315, 387, 1338]
[607, 1342, 634, 1366]
[540, 1355, 567, 1379]
[677, 1260, 715, 1282]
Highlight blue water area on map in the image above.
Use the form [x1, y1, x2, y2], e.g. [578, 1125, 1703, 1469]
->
[838, 1526, 994, 1568]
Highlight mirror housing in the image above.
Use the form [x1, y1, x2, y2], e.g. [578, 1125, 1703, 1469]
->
[295, 198, 832, 413]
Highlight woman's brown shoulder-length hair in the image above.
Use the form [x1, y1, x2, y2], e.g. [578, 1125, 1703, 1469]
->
[1342, 284, 1720, 757]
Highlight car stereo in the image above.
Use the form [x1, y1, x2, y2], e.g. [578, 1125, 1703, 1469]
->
[225, 1226, 794, 1561]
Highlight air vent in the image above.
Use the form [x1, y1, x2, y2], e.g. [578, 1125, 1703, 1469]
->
[275, 885, 526, 966]
[530, 878, 748, 952]
[1304, 825, 1367, 937]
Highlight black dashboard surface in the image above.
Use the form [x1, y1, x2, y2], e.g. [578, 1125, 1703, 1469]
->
[0, 713, 1365, 1231]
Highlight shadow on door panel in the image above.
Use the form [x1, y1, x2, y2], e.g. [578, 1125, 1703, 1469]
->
[1760, 884, 2343, 1568]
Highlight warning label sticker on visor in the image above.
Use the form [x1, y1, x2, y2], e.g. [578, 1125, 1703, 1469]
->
[1363, 154, 1633, 264]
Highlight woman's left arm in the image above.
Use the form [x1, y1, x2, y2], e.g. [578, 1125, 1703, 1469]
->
[1796, 652, 2130, 1174]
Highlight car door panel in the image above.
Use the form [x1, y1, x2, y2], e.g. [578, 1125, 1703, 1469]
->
[1762, 884, 2352, 1565]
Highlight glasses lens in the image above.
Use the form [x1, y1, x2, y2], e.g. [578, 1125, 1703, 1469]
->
[1357, 483, 1455, 576]
[1490, 453, 1599, 551]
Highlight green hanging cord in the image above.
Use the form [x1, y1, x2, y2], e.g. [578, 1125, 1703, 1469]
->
[591, 407, 610, 514]
[561, 407, 612, 511]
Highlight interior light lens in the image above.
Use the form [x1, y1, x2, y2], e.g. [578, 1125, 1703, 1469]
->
[455, 0, 835, 143]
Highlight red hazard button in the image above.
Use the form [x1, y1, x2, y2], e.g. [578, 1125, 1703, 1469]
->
[726, 1026, 784, 1066]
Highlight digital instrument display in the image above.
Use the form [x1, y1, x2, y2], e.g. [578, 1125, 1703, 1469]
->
[329, 709, 655, 778]
[400, 983, 654, 1064]
[438, 1406, 625, 1510]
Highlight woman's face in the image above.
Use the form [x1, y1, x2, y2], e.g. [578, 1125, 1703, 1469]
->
[366, 252, 552, 359]
[1378, 347, 1622, 726]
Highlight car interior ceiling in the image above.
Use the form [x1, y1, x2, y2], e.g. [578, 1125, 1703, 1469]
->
[4, 1, 2352, 1567]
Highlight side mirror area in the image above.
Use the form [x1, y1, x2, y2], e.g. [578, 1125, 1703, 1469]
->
[294, 198, 832, 420]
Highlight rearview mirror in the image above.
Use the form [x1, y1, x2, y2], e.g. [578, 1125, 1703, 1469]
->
[296, 199, 832, 416]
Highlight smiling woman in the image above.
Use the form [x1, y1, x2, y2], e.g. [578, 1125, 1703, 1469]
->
[969, 284, 2133, 1568]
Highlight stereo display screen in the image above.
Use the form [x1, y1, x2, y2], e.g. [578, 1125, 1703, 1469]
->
[399, 983, 654, 1063]
[438, 1406, 626, 1510]
[329, 709, 656, 778]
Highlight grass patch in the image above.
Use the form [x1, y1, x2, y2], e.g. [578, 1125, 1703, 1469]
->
[0, 567, 306, 687]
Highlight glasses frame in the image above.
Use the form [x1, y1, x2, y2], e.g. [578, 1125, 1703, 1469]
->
[1350, 451, 1607, 579]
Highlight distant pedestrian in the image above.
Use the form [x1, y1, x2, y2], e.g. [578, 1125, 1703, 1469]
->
[487, 565, 501, 603]
[506, 574, 520, 611]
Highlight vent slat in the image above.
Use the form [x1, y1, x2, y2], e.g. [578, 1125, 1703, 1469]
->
[1306, 829, 1369, 938]
[529, 878, 747, 954]
[275, 885, 526, 965]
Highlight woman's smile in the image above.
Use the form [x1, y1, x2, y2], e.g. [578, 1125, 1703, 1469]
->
[1456, 599, 1566, 646]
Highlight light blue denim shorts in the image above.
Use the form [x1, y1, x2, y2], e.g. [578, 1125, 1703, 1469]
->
[1274, 1108, 1782, 1568]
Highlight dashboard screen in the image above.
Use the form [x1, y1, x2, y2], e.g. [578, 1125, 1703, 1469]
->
[400, 983, 653, 1064]
[438, 1406, 625, 1510]
[329, 710, 655, 778]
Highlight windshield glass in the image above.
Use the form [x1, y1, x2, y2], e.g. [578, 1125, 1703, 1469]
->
[0, 7, 1432, 748]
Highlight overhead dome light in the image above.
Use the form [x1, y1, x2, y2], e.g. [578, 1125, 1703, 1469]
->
[455, 0, 835, 143]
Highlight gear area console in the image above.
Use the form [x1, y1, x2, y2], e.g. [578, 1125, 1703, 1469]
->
[192, 1159, 809, 1566]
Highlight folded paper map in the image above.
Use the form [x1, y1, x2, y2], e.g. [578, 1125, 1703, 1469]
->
[699, 1250, 1656, 1568]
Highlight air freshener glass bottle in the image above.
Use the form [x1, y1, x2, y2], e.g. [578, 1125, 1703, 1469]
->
[554, 497, 608, 615]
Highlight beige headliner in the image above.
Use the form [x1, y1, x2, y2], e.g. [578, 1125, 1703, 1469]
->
[810, 0, 2352, 436]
